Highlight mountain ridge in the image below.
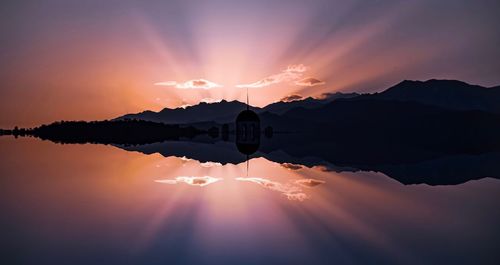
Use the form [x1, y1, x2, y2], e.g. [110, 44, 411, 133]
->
[115, 79, 500, 125]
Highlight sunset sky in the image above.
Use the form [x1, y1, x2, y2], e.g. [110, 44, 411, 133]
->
[1, 0, 499, 127]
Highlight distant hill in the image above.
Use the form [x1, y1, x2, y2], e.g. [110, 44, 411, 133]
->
[23, 120, 204, 145]
[117, 100, 260, 124]
[262, 92, 359, 115]
[116, 79, 500, 125]
[363, 79, 500, 114]
[115, 92, 359, 124]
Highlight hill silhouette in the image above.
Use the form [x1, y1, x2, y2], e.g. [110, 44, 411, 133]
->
[361, 79, 500, 114]
[115, 92, 359, 123]
[282, 98, 500, 154]
[115, 79, 500, 125]
[117, 100, 259, 124]
[262, 92, 358, 115]
[3, 120, 204, 145]
[3, 78, 500, 174]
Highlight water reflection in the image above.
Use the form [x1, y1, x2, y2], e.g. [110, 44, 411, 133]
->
[236, 177, 306, 201]
[155, 176, 222, 187]
[151, 155, 327, 201]
[119, 138, 500, 186]
[1, 137, 500, 264]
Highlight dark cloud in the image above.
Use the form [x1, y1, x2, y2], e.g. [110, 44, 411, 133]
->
[281, 163, 304, 170]
[316, 92, 360, 100]
[193, 80, 207, 86]
[295, 77, 325, 87]
[280, 94, 303, 102]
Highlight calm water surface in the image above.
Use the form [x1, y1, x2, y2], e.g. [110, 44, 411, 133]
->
[1, 137, 499, 264]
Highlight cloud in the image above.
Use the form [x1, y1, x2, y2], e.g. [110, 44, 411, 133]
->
[316, 92, 334, 100]
[315, 92, 359, 101]
[200, 98, 222, 104]
[281, 162, 304, 170]
[295, 77, 325, 87]
[154, 79, 222, 89]
[155, 176, 222, 187]
[236, 72, 301, 88]
[285, 64, 308, 73]
[236, 64, 320, 88]
[179, 156, 193, 162]
[280, 94, 303, 102]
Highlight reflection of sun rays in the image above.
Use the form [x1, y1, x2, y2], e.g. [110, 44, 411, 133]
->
[131, 156, 425, 262]
[236, 177, 310, 201]
[291, 168, 428, 263]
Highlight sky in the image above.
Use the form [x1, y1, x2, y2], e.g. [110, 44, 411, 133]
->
[1, 0, 499, 127]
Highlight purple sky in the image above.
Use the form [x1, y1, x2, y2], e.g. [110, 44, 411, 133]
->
[1, 0, 499, 127]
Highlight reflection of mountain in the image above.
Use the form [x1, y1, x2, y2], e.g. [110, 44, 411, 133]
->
[4, 78, 500, 185]
[119, 141, 247, 164]
[117, 140, 500, 186]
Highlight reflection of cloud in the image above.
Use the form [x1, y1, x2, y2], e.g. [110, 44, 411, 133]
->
[314, 165, 331, 171]
[154, 79, 222, 89]
[178, 156, 193, 163]
[236, 177, 309, 201]
[281, 163, 303, 170]
[295, 77, 325, 87]
[285, 193, 308, 201]
[296, 179, 325, 188]
[280, 94, 303, 102]
[155, 176, 221, 187]
[176, 157, 222, 167]
[236, 64, 323, 88]
[200, 161, 222, 168]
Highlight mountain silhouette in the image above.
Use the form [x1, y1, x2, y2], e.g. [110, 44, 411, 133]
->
[115, 92, 359, 123]
[262, 92, 359, 115]
[281, 98, 500, 154]
[362, 79, 500, 114]
[115, 79, 500, 125]
[4, 78, 500, 179]
[117, 100, 260, 124]
[6, 120, 204, 145]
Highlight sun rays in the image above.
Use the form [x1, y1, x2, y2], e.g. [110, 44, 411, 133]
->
[137, 1, 443, 109]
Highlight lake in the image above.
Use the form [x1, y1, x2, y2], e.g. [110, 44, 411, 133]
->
[1, 137, 499, 264]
